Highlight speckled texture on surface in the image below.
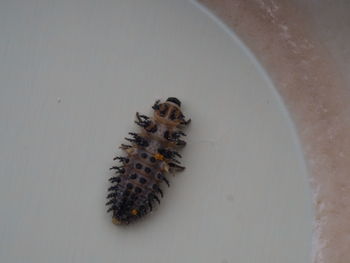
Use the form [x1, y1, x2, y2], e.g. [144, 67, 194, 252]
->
[197, 1, 350, 262]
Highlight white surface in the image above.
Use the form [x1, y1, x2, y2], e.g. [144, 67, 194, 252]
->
[0, 0, 312, 262]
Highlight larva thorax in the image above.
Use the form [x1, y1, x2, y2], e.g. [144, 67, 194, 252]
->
[107, 97, 190, 225]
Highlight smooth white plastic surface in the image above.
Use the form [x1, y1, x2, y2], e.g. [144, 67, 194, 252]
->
[0, 0, 312, 262]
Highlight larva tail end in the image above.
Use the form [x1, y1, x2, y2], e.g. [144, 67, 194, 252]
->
[112, 217, 122, 225]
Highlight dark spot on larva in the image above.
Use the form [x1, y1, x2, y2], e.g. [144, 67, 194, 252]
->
[139, 177, 147, 184]
[144, 167, 151, 174]
[169, 109, 177, 120]
[135, 187, 142, 193]
[130, 173, 137, 180]
[149, 125, 157, 133]
[125, 158, 129, 163]
[150, 157, 156, 163]
[135, 163, 142, 169]
[163, 131, 170, 140]
[141, 152, 147, 159]
[152, 184, 159, 190]
[159, 104, 168, 116]
[127, 183, 133, 189]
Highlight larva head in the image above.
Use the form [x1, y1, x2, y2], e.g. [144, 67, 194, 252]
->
[166, 97, 181, 107]
[153, 97, 185, 124]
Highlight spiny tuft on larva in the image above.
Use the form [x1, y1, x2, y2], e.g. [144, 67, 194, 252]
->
[106, 97, 191, 225]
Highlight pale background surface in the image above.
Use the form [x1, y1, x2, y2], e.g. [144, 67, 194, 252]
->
[0, 0, 313, 262]
[197, 1, 350, 262]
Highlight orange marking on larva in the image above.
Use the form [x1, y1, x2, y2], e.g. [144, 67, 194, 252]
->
[154, 153, 165, 161]
[112, 217, 122, 225]
[131, 209, 139, 216]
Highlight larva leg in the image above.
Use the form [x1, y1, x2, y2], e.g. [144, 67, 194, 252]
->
[113, 156, 129, 163]
[181, 118, 191, 126]
[125, 133, 149, 147]
[152, 99, 160, 110]
[175, 139, 186, 146]
[120, 144, 132, 150]
[168, 162, 185, 172]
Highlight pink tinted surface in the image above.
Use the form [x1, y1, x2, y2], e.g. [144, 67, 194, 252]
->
[197, 0, 350, 262]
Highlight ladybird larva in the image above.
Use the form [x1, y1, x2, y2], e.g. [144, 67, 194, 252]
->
[107, 97, 191, 225]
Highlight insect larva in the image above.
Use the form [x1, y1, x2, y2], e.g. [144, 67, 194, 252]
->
[106, 97, 190, 224]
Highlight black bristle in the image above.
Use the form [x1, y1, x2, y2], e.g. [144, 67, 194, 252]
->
[106, 199, 115, 206]
[107, 205, 117, 213]
[107, 193, 117, 199]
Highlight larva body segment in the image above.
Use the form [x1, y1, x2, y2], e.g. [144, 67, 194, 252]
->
[107, 97, 190, 225]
